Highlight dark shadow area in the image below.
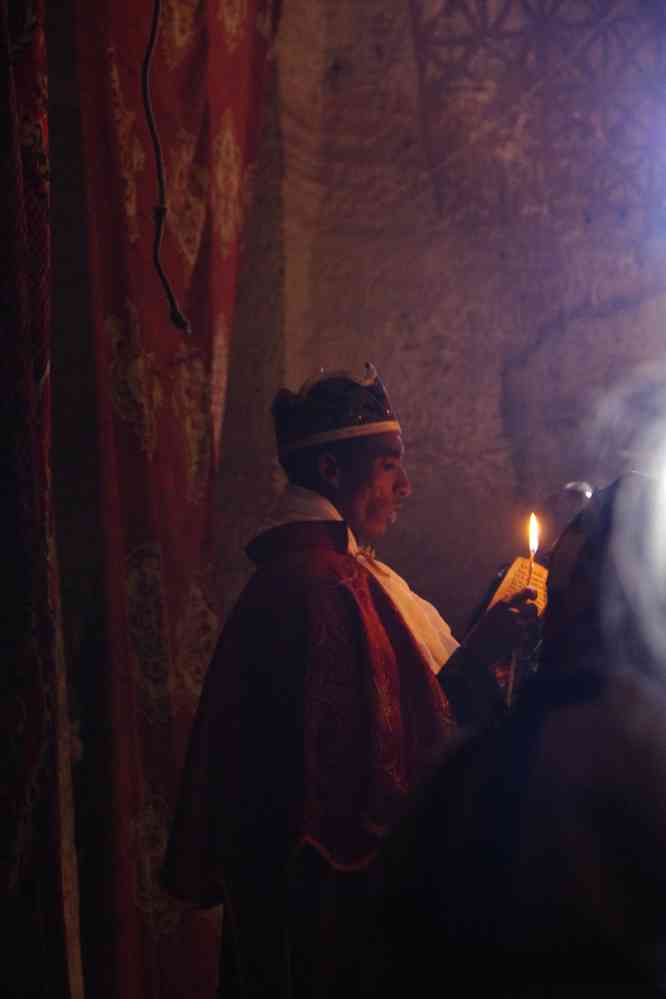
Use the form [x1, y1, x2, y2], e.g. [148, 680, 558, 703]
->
[46, 1, 110, 994]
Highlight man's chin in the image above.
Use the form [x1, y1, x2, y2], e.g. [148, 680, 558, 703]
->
[364, 521, 392, 543]
[355, 510, 398, 544]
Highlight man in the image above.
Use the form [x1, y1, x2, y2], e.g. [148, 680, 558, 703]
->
[379, 471, 666, 994]
[162, 363, 535, 997]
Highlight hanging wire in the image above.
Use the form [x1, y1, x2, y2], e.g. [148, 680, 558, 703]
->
[141, 0, 191, 334]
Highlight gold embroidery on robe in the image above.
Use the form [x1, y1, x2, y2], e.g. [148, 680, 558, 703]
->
[213, 108, 243, 259]
[107, 302, 163, 458]
[167, 129, 208, 277]
[107, 48, 145, 243]
[172, 346, 212, 503]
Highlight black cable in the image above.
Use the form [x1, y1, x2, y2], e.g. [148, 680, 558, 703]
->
[141, 0, 191, 334]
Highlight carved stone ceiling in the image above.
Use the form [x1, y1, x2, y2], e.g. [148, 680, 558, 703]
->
[222, 0, 666, 630]
[410, 0, 666, 239]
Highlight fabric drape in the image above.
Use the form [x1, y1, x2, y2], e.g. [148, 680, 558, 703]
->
[2, 1, 84, 995]
[70, 1, 277, 996]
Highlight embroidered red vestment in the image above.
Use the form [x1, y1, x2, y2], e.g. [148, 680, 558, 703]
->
[163, 521, 456, 994]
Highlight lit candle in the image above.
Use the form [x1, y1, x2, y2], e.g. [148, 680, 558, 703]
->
[527, 512, 539, 586]
[508, 512, 540, 708]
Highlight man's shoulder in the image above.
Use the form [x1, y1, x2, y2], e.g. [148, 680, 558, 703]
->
[223, 525, 368, 626]
[222, 534, 374, 652]
[246, 521, 360, 583]
[253, 547, 365, 603]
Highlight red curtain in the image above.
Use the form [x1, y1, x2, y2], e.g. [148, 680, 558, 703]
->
[2, 1, 84, 995]
[69, 1, 277, 997]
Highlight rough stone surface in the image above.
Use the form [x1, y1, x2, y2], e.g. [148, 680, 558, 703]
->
[218, 0, 666, 635]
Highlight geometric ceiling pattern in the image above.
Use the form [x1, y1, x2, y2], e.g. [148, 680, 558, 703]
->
[410, 0, 666, 236]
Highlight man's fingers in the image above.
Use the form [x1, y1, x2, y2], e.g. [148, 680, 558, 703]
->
[506, 588, 537, 608]
[499, 590, 538, 630]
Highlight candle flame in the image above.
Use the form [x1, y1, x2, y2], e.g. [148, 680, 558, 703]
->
[529, 512, 539, 557]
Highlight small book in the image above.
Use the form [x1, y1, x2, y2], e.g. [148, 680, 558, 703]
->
[487, 556, 548, 614]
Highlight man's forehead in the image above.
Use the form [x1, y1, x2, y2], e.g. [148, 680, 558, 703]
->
[365, 431, 404, 457]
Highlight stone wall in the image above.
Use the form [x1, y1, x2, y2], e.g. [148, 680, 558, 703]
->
[217, 0, 666, 635]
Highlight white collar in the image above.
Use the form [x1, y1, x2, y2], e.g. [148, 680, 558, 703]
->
[254, 485, 359, 550]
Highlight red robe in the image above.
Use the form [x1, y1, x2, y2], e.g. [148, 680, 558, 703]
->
[163, 521, 457, 995]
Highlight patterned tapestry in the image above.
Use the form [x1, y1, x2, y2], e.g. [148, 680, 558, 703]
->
[72, 1, 277, 996]
[410, 0, 666, 236]
[2, 0, 84, 995]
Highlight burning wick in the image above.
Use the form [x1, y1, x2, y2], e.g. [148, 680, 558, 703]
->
[508, 512, 540, 708]
[527, 512, 539, 587]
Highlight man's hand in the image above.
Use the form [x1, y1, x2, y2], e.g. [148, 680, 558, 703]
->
[462, 588, 538, 668]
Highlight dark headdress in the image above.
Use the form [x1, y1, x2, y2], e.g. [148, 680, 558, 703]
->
[272, 362, 401, 457]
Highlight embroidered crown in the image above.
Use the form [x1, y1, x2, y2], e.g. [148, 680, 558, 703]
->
[272, 362, 401, 456]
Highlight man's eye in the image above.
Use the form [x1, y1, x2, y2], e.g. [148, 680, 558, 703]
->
[383, 462, 398, 471]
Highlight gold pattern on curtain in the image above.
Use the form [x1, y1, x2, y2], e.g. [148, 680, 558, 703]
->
[69, 0, 278, 995]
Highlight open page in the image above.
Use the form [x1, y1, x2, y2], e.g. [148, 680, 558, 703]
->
[487, 556, 548, 614]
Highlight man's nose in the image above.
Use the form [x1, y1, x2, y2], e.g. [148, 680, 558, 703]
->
[397, 467, 411, 498]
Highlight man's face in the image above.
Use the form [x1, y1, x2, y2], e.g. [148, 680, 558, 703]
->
[336, 432, 411, 544]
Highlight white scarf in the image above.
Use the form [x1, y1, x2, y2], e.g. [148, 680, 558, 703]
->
[255, 485, 459, 673]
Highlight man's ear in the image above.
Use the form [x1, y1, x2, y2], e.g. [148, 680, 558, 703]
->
[317, 451, 341, 490]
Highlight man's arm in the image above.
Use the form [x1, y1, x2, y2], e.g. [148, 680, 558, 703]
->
[437, 644, 507, 725]
[438, 588, 537, 726]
